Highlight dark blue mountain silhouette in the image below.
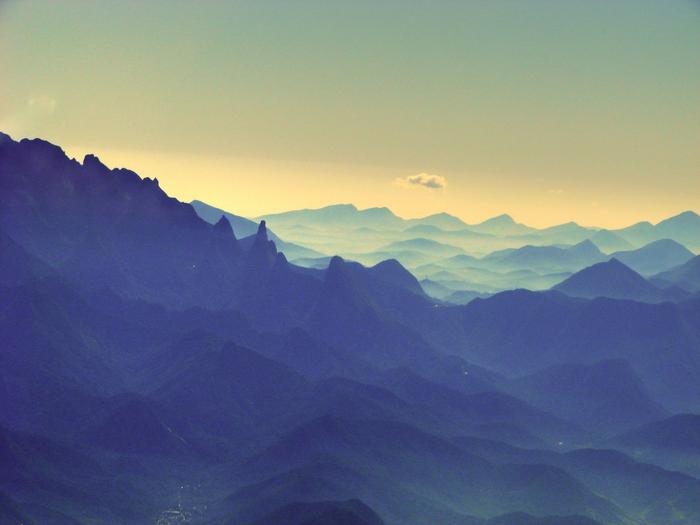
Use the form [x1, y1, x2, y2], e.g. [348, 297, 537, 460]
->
[3, 132, 700, 525]
[653, 255, 700, 293]
[551, 258, 670, 302]
[613, 414, 700, 453]
[453, 436, 700, 525]
[192, 199, 323, 259]
[235, 416, 624, 525]
[85, 394, 190, 455]
[512, 359, 667, 434]
[248, 499, 385, 525]
[429, 289, 700, 412]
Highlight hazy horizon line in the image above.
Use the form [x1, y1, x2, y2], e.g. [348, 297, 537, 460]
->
[4, 130, 697, 232]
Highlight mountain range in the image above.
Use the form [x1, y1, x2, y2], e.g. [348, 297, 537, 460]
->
[185, 201, 699, 300]
[1, 131, 700, 525]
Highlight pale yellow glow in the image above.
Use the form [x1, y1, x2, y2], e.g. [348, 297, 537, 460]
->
[63, 145, 699, 228]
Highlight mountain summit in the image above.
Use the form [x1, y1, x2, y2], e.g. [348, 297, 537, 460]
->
[552, 258, 664, 302]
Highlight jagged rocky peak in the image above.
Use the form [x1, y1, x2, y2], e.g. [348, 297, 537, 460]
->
[323, 256, 352, 287]
[322, 257, 372, 302]
[211, 214, 241, 258]
[274, 251, 290, 270]
[325, 255, 350, 279]
[214, 214, 236, 238]
[247, 219, 278, 267]
[328, 254, 345, 268]
[82, 153, 108, 171]
[18, 136, 67, 158]
[256, 219, 269, 241]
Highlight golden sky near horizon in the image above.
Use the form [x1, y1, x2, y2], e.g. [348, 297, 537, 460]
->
[1, 1, 699, 227]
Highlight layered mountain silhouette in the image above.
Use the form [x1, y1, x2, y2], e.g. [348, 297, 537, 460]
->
[610, 413, 700, 478]
[2, 132, 700, 525]
[512, 359, 667, 434]
[483, 240, 605, 273]
[588, 230, 633, 252]
[610, 238, 694, 275]
[614, 414, 700, 453]
[257, 203, 405, 231]
[218, 190, 700, 295]
[551, 258, 673, 302]
[652, 255, 700, 293]
[453, 437, 700, 525]
[428, 288, 700, 413]
[191, 199, 323, 260]
[467, 214, 535, 236]
[614, 211, 700, 251]
[247, 499, 386, 525]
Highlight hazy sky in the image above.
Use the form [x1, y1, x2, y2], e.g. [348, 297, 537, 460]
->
[1, 0, 698, 227]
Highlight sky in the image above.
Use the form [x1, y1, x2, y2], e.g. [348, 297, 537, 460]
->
[1, 0, 698, 227]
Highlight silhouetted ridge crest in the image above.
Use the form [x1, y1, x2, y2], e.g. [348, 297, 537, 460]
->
[653, 255, 700, 292]
[17, 136, 67, 161]
[552, 258, 665, 302]
[369, 258, 426, 297]
[82, 153, 108, 172]
[210, 214, 242, 259]
[0, 133, 288, 308]
[317, 256, 380, 320]
[247, 220, 278, 268]
[214, 215, 236, 237]
[487, 213, 515, 224]
[324, 257, 369, 298]
[256, 220, 269, 241]
[570, 239, 600, 255]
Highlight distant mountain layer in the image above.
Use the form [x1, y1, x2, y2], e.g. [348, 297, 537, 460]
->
[653, 255, 700, 292]
[191, 199, 324, 260]
[254, 201, 700, 250]
[611, 239, 694, 275]
[379, 237, 465, 257]
[484, 240, 605, 272]
[244, 198, 698, 295]
[467, 214, 535, 236]
[551, 258, 674, 303]
[257, 203, 404, 230]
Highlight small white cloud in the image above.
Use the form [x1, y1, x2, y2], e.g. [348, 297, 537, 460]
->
[27, 95, 57, 114]
[395, 172, 447, 190]
[547, 189, 564, 195]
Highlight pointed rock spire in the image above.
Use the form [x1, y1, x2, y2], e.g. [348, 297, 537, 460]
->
[247, 220, 277, 269]
[255, 220, 269, 242]
[214, 215, 235, 238]
[211, 215, 240, 257]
